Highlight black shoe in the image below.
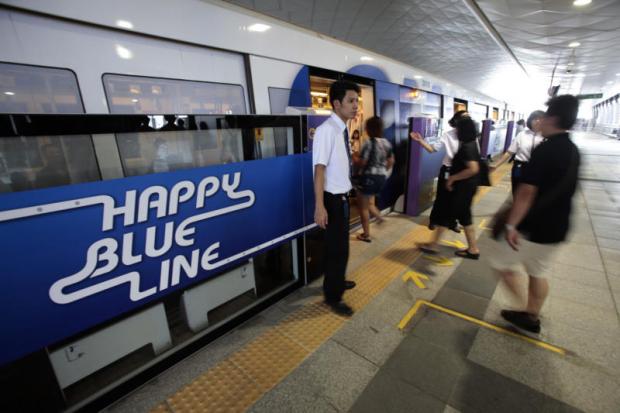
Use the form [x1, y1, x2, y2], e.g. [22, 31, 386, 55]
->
[501, 310, 541, 333]
[326, 301, 354, 317]
[455, 249, 480, 260]
[345, 280, 356, 290]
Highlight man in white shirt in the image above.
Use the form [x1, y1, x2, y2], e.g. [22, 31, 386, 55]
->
[313, 80, 360, 316]
[491, 110, 545, 195]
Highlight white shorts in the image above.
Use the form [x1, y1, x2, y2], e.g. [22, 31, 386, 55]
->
[487, 238, 560, 278]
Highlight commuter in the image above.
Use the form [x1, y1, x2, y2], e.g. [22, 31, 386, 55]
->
[515, 118, 526, 135]
[410, 110, 470, 233]
[350, 129, 361, 154]
[313, 80, 360, 317]
[411, 117, 481, 259]
[353, 116, 394, 242]
[35, 143, 71, 188]
[491, 110, 545, 195]
[490, 95, 581, 333]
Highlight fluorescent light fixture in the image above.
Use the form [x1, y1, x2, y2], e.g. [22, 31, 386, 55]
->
[314, 109, 332, 115]
[414, 75, 423, 79]
[616, 73, 620, 76]
[248, 23, 271, 32]
[360, 56, 374, 62]
[4, 91, 15, 96]
[132, 98, 139, 102]
[606, 81, 613, 84]
[446, 83, 451, 87]
[310, 91, 328, 97]
[568, 41, 581, 48]
[116, 20, 134, 29]
[116, 45, 133, 59]
[567, 62, 574, 66]
[573, 0, 592, 6]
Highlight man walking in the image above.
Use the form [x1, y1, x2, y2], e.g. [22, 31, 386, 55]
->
[490, 95, 581, 333]
[313, 80, 360, 316]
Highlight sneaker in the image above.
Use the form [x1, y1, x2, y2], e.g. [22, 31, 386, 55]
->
[501, 310, 541, 333]
[326, 301, 354, 317]
[345, 280, 356, 290]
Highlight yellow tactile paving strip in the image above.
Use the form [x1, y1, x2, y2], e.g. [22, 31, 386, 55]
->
[151, 164, 511, 413]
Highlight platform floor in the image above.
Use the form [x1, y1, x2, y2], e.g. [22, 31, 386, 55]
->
[105, 131, 620, 413]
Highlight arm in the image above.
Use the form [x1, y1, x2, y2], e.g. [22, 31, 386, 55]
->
[505, 183, 538, 250]
[446, 161, 479, 191]
[314, 165, 328, 229]
[386, 155, 395, 170]
[491, 151, 513, 170]
[409, 131, 436, 153]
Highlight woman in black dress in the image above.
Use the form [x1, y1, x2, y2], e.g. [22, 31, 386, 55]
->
[414, 117, 481, 259]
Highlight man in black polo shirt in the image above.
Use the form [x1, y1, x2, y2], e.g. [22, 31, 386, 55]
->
[489, 95, 580, 333]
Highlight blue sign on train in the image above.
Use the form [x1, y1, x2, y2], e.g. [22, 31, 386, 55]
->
[0, 154, 314, 365]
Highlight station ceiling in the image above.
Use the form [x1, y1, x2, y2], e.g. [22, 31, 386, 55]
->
[221, 0, 620, 104]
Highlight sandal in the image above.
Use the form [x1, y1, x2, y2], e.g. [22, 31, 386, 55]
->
[357, 234, 372, 243]
[455, 249, 480, 260]
[418, 243, 439, 255]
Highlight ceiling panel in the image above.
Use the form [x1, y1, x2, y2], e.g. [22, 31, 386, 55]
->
[222, 0, 620, 102]
[476, 0, 620, 95]
[221, 0, 526, 103]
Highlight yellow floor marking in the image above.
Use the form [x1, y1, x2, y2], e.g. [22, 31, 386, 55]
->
[397, 299, 566, 356]
[478, 219, 492, 230]
[423, 255, 454, 266]
[441, 239, 467, 249]
[402, 271, 430, 289]
[150, 163, 514, 413]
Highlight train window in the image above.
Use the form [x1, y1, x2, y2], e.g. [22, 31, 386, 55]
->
[268, 87, 291, 115]
[115, 115, 294, 176]
[0, 63, 84, 113]
[0, 135, 100, 193]
[103, 74, 247, 115]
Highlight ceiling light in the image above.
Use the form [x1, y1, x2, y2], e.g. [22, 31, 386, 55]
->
[132, 98, 139, 102]
[248, 23, 271, 32]
[446, 83, 451, 86]
[607, 81, 613, 84]
[568, 42, 581, 48]
[116, 20, 134, 29]
[616, 73, 620, 76]
[573, 0, 592, 6]
[116, 45, 133, 59]
[310, 91, 328, 97]
[4, 91, 15, 96]
[360, 56, 374, 62]
[414, 75, 423, 79]
[567, 62, 574, 66]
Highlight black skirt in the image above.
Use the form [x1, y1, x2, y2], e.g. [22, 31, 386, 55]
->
[450, 179, 478, 227]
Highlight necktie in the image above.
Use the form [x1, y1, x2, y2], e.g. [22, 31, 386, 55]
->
[343, 128, 352, 180]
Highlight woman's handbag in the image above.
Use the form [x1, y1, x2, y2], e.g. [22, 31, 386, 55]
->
[478, 157, 491, 186]
[491, 202, 511, 240]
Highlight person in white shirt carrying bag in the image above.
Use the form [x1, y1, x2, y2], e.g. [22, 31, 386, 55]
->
[491, 110, 545, 195]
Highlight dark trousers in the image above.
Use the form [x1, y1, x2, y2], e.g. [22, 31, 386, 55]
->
[511, 161, 527, 196]
[323, 191, 349, 303]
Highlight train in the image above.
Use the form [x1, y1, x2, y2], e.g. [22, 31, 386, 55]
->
[0, 0, 526, 411]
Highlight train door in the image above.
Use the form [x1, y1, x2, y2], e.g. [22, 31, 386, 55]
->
[374, 80, 400, 211]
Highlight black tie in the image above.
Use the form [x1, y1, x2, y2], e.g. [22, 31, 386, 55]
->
[343, 128, 352, 180]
